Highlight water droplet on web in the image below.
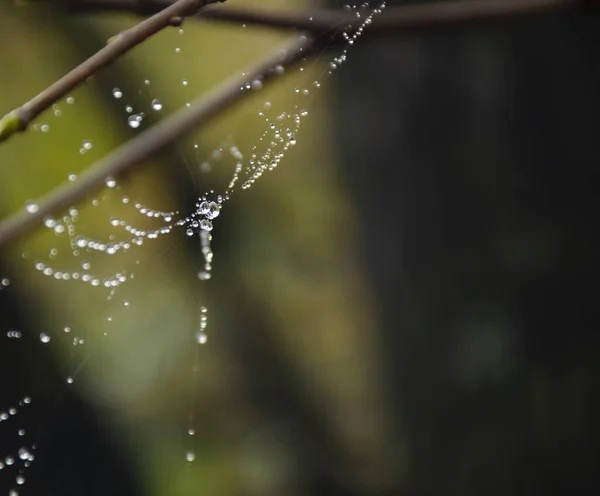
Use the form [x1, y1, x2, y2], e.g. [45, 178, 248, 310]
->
[186, 451, 195, 462]
[274, 65, 285, 75]
[40, 124, 50, 132]
[112, 88, 123, 99]
[182, 79, 188, 87]
[39, 333, 51, 344]
[196, 332, 207, 344]
[66, 96, 75, 104]
[175, 47, 181, 54]
[200, 220, 213, 231]
[151, 99, 163, 111]
[128, 114, 142, 128]
[251, 80, 263, 90]
[16, 475, 25, 485]
[68, 173, 77, 182]
[25, 202, 38, 214]
[105, 177, 117, 188]
[188, 429, 195, 435]
[66, 377, 74, 384]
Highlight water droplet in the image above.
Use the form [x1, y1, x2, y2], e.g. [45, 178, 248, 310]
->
[186, 228, 194, 237]
[25, 202, 38, 214]
[206, 202, 220, 220]
[68, 174, 77, 182]
[16, 475, 25, 485]
[112, 88, 123, 99]
[128, 114, 142, 128]
[188, 429, 195, 435]
[182, 79, 188, 86]
[200, 219, 213, 231]
[66, 376, 74, 384]
[105, 177, 117, 188]
[196, 332, 208, 344]
[274, 65, 285, 75]
[82, 141, 92, 150]
[251, 80, 263, 90]
[39, 333, 51, 344]
[66, 96, 75, 104]
[151, 99, 162, 111]
[186, 451, 195, 462]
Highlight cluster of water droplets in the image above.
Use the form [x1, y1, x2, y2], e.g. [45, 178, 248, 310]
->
[0, 396, 36, 495]
[11, 1, 387, 469]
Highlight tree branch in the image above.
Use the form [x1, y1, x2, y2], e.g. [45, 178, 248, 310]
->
[0, 0, 222, 144]
[61, 0, 580, 36]
[0, 35, 315, 247]
[0, 0, 585, 246]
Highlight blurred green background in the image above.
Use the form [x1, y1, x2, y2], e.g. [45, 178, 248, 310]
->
[1, 0, 599, 495]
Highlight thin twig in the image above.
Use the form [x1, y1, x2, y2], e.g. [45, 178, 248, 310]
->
[0, 36, 315, 247]
[0, 0, 222, 143]
[62, 0, 580, 36]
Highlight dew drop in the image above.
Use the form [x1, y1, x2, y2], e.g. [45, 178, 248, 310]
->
[196, 332, 208, 344]
[25, 202, 38, 214]
[128, 114, 142, 128]
[200, 219, 213, 231]
[66, 377, 74, 384]
[112, 88, 123, 99]
[151, 99, 162, 111]
[105, 177, 117, 188]
[39, 333, 51, 344]
[251, 80, 263, 90]
[186, 451, 195, 462]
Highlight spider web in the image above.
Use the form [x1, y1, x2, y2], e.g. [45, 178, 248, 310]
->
[0, 2, 385, 494]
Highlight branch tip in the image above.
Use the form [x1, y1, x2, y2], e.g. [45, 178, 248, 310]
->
[0, 111, 21, 143]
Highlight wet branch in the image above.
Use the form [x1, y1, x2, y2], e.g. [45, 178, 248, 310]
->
[63, 0, 579, 36]
[0, 0, 584, 247]
[0, 36, 315, 247]
[0, 0, 221, 143]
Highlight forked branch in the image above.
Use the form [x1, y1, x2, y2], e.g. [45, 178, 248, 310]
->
[0, 0, 222, 143]
[0, 0, 586, 247]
